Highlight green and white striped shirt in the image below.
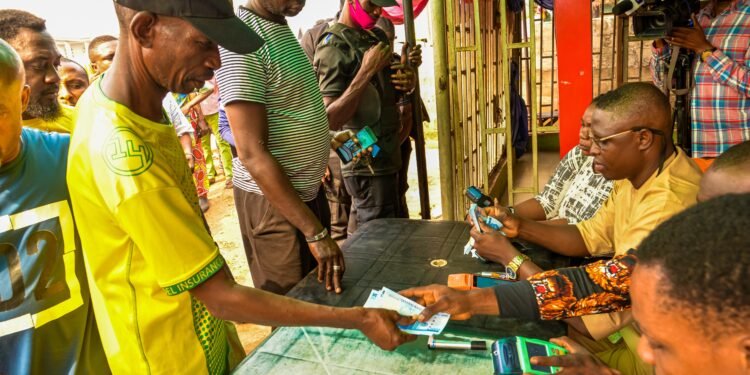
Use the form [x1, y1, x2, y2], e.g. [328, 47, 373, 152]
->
[216, 7, 330, 201]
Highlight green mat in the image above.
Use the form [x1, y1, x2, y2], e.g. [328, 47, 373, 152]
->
[234, 326, 498, 374]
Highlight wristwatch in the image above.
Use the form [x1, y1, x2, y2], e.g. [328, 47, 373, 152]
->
[505, 254, 531, 280]
[700, 47, 716, 62]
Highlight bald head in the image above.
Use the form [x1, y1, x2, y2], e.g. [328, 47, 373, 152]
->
[594, 82, 672, 134]
[0, 38, 29, 166]
[698, 141, 750, 202]
[0, 38, 23, 85]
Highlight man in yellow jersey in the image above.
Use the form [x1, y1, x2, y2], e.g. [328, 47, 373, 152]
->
[0, 10, 76, 134]
[67, 1, 414, 374]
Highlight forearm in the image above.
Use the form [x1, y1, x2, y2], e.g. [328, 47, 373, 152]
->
[325, 70, 376, 130]
[194, 268, 363, 328]
[514, 199, 548, 221]
[181, 91, 213, 114]
[241, 151, 323, 237]
[517, 219, 589, 257]
[179, 134, 193, 154]
[518, 261, 544, 280]
[397, 102, 413, 144]
[466, 288, 501, 316]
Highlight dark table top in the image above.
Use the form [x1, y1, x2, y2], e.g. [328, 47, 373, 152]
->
[286, 218, 567, 338]
[234, 219, 567, 374]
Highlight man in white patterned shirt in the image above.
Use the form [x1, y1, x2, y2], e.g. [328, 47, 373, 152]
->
[471, 102, 614, 270]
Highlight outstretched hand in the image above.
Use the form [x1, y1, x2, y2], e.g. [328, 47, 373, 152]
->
[358, 308, 417, 350]
[399, 284, 476, 321]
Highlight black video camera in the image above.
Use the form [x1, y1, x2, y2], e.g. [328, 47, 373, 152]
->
[613, 0, 700, 38]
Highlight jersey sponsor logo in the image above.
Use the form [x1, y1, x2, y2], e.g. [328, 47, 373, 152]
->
[164, 255, 225, 296]
[103, 127, 154, 176]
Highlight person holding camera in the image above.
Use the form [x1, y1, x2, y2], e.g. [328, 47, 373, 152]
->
[650, 0, 750, 169]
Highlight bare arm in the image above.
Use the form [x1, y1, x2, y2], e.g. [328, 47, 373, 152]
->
[180, 89, 214, 115]
[179, 134, 194, 171]
[323, 43, 392, 130]
[494, 209, 589, 257]
[225, 101, 345, 293]
[516, 219, 589, 257]
[512, 198, 548, 221]
[191, 267, 415, 350]
[226, 101, 321, 236]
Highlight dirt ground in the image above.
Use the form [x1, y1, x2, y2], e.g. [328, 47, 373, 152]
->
[202, 140, 441, 355]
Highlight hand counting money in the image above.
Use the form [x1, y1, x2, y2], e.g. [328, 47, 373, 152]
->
[364, 287, 450, 336]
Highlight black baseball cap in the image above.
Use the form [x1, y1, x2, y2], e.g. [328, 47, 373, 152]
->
[113, 0, 264, 54]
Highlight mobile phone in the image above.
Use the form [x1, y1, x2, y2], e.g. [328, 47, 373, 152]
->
[466, 186, 493, 208]
[468, 205, 504, 233]
[447, 273, 514, 291]
[335, 127, 379, 163]
[492, 337, 568, 375]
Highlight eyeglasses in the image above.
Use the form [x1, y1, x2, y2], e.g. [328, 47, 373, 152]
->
[590, 127, 665, 150]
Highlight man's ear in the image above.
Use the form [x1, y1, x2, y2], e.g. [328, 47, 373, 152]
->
[130, 11, 158, 48]
[637, 128, 655, 151]
[21, 84, 30, 112]
[741, 336, 750, 372]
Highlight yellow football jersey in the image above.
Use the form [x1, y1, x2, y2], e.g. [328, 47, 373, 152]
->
[23, 104, 77, 134]
[67, 80, 243, 374]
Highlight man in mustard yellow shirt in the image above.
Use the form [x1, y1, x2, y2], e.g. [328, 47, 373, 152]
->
[0, 10, 75, 134]
[67, 1, 413, 374]
[500, 83, 700, 375]
[404, 82, 702, 375]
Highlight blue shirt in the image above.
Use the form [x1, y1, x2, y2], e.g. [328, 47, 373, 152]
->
[0, 128, 108, 374]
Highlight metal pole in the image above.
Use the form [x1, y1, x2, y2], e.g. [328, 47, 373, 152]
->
[428, 0, 455, 220]
[402, 0, 431, 219]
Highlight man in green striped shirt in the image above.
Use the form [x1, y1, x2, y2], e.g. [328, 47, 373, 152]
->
[216, 0, 346, 295]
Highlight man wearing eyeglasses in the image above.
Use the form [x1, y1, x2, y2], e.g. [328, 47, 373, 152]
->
[437, 82, 702, 374]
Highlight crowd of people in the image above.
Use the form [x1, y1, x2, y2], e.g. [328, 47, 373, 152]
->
[0, 0, 747, 374]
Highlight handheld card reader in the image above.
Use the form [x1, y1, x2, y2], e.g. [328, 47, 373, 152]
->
[335, 126, 380, 163]
[492, 337, 568, 375]
[466, 186, 493, 208]
[448, 273, 515, 291]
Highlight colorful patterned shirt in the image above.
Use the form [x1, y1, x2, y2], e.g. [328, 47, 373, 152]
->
[651, 0, 750, 157]
[534, 146, 614, 224]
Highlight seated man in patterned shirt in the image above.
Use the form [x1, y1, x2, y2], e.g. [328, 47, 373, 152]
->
[471, 100, 614, 269]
